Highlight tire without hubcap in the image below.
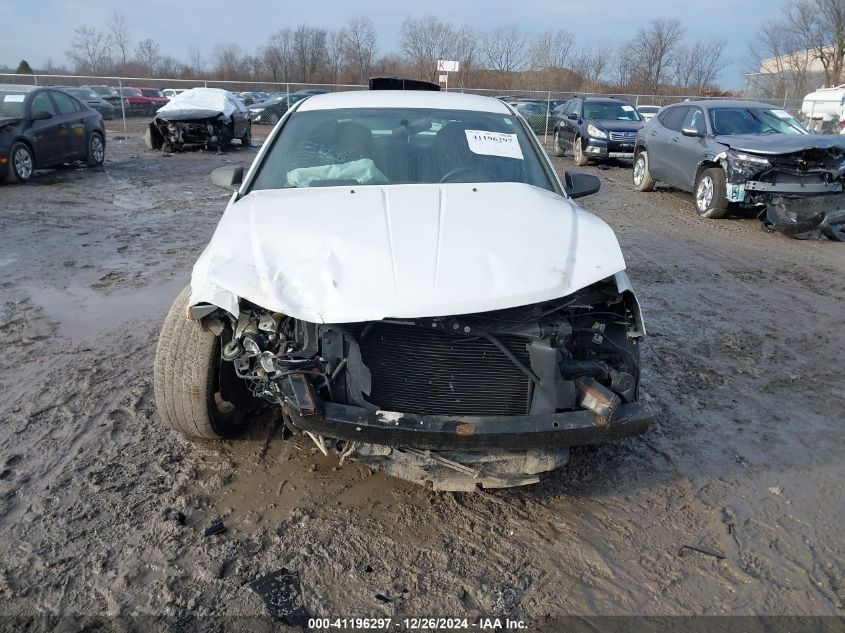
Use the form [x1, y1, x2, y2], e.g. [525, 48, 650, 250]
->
[154, 286, 248, 439]
[632, 151, 655, 191]
[694, 167, 729, 219]
[86, 132, 105, 166]
[7, 142, 33, 183]
[552, 130, 565, 157]
[573, 136, 589, 166]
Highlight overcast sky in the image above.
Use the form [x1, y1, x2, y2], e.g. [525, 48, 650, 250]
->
[1, 0, 785, 89]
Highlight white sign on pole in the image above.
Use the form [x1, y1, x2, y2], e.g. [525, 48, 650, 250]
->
[436, 60, 460, 72]
[438, 74, 448, 83]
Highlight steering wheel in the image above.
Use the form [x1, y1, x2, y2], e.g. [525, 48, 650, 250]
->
[439, 166, 481, 183]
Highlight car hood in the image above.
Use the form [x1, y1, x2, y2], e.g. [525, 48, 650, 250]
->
[592, 120, 643, 132]
[715, 134, 845, 155]
[0, 117, 21, 130]
[190, 182, 627, 323]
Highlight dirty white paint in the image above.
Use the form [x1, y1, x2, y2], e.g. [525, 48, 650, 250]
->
[190, 181, 626, 323]
[376, 411, 405, 424]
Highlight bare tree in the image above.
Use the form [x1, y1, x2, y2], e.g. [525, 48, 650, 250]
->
[399, 16, 458, 81]
[292, 25, 327, 82]
[480, 24, 527, 75]
[263, 30, 294, 82]
[108, 9, 131, 66]
[214, 44, 247, 80]
[625, 18, 685, 93]
[325, 29, 347, 83]
[790, 0, 845, 86]
[343, 15, 377, 83]
[159, 56, 180, 78]
[673, 40, 728, 92]
[66, 25, 111, 73]
[529, 29, 575, 70]
[187, 47, 204, 76]
[571, 44, 611, 91]
[135, 38, 161, 75]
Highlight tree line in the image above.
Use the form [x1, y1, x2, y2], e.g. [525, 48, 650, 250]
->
[46, 12, 728, 95]
[750, 0, 845, 99]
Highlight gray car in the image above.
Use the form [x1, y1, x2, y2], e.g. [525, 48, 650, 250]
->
[632, 100, 845, 240]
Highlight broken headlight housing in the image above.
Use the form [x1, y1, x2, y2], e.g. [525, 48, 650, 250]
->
[726, 150, 771, 169]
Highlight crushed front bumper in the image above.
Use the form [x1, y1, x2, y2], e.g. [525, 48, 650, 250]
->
[763, 193, 845, 241]
[281, 374, 653, 451]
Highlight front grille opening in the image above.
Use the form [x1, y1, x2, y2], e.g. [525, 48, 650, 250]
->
[358, 323, 532, 416]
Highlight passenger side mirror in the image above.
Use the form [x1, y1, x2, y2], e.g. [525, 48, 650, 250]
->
[564, 171, 601, 199]
[31, 110, 53, 121]
[681, 126, 705, 138]
[210, 165, 244, 191]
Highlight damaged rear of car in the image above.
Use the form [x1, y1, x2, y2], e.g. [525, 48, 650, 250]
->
[145, 88, 251, 153]
[154, 89, 652, 490]
[633, 100, 845, 240]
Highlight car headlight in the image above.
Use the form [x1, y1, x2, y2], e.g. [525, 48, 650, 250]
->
[251, 108, 264, 113]
[727, 150, 770, 167]
[587, 124, 607, 139]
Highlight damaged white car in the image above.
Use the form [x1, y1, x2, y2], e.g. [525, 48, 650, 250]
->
[154, 84, 652, 490]
[145, 87, 251, 153]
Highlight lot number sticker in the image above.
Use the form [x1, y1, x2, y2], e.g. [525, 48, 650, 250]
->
[771, 109, 793, 119]
[465, 130, 523, 160]
[3, 94, 25, 102]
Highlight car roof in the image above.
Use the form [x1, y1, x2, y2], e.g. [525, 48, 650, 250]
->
[579, 97, 630, 104]
[0, 84, 36, 93]
[667, 99, 783, 109]
[297, 89, 512, 114]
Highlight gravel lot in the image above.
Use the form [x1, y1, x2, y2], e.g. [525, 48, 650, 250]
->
[0, 131, 843, 628]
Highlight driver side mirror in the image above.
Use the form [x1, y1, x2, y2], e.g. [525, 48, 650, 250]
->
[210, 165, 244, 191]
[681, 126, 705, 138]
[564, 171, 601, 199]
[567, 112, 578, 120]
[31, 110, 53, 121]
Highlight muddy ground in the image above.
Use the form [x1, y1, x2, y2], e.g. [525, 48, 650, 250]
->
[0, 130, 843, 629]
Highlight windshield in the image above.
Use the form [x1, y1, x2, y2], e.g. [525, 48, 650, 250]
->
[709, 107, 808, 135]
[250, 107, 552, 191]
[120, 88, 142, 97]
[0, 89, 30, 117]
[141, 89, 165, 98]
[583, 102, 640, 121]
[71, 89, 99, 100]
[90, 86, 116, 96]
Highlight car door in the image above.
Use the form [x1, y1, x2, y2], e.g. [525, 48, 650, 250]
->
[26, 90, 64, 166]
[49, 90, 88, 160]
[665, 106, 708, 190]
[561, 99, 581, 149]
[647, 105, 689, 187]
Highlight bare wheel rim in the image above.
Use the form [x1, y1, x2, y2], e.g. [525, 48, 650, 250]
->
[696, 175, 714, 210]
[633, 155, 645, 185]
[91, 135, 104, 162]
[13, 147, 32, 179]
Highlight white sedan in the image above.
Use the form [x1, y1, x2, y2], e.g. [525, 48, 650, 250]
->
[153, 86, 652, 490]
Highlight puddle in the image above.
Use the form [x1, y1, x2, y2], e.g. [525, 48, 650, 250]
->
[24, 276, 187, 338]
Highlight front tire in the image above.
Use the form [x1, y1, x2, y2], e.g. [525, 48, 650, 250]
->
[573, 136, 589, 166]
[632, 151, 655, 191]
[154, 287, 247, 439]
[694, 167, 729, 218]
[552, 130, 565, 157]
[241, 124, 252, 147]
[7, 142, 34, 183]
[86, 132, 105, 167]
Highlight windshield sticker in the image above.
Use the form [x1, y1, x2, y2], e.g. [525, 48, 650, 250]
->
[621, 105, 635, 111]
[465, 130, 523, 160]
[771, 109, 793, 119]
[3, 94, 25, 103]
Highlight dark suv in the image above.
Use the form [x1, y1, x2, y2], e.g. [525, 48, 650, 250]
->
[553, 97, 644, 165]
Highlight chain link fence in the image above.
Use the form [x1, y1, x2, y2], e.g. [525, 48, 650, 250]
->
[3, 72, 844, 140]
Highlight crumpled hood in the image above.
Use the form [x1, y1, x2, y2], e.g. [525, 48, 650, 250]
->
[190, 182, 626, 323]
[716, 134, 845, 155]
[0, 117, 21, 130]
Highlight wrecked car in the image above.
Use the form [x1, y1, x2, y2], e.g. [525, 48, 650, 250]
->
[153, 85, 652, 491]
[633, 99, 845, 240]
[145, 88, 251, 153]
